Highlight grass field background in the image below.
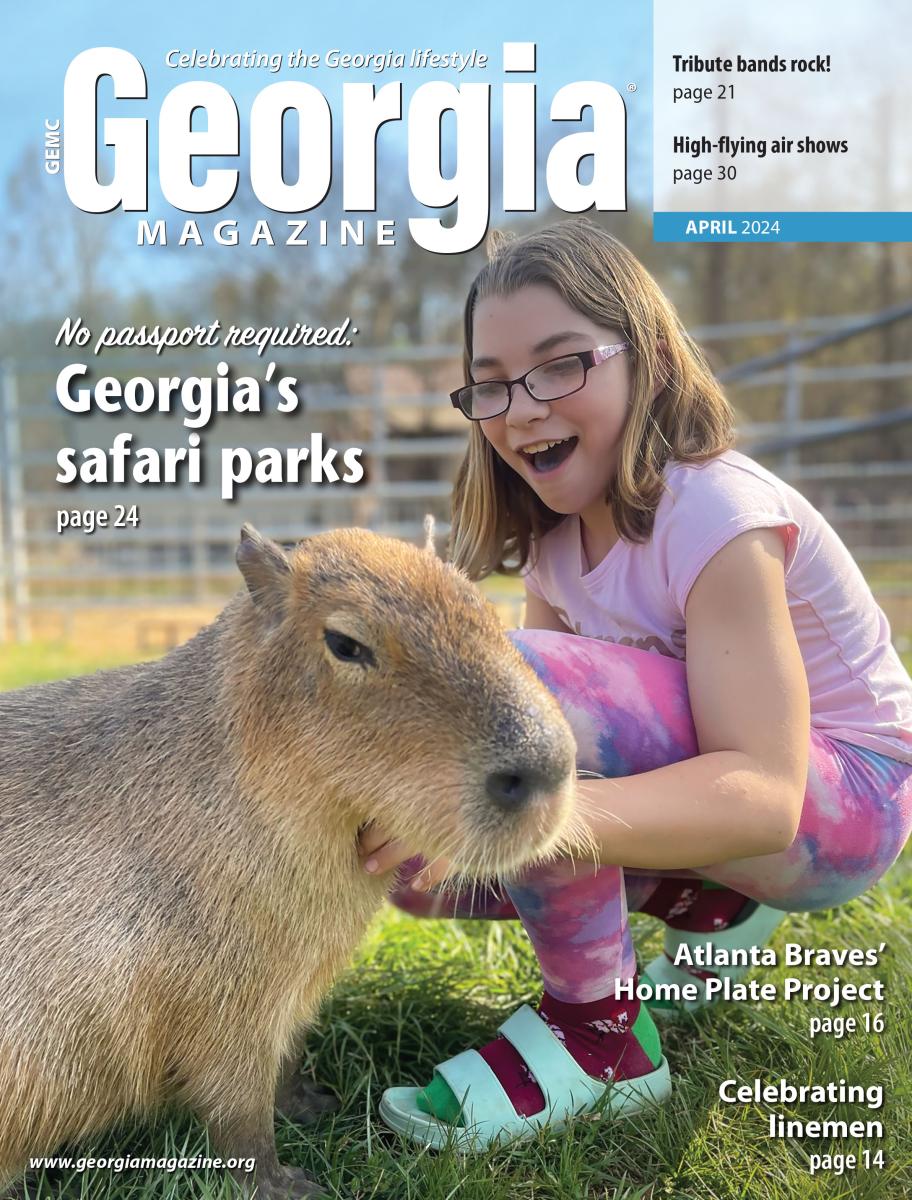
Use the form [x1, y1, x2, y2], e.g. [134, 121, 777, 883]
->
[4, 635, 911, 1200]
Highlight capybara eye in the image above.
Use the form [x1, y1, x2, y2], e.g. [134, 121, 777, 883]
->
[324, 629, 376, 667]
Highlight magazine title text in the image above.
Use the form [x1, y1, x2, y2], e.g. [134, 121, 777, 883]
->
[57, 45, 628, 253]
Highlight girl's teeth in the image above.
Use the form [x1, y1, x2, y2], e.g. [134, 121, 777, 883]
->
[521, 435, 578, 473]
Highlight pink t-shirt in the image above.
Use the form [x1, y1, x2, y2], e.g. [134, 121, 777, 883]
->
[525, 450, 912, 764]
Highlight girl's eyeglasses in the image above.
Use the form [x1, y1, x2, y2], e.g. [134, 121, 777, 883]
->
[450, 343, 631, 421]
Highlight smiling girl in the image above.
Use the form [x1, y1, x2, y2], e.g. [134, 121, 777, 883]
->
[360, 219, 912, 1150]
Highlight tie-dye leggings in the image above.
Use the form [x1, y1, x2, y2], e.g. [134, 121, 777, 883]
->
[389, 630, 912, 1003]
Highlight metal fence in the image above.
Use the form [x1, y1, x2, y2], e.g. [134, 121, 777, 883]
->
[1, 312, 910, 647]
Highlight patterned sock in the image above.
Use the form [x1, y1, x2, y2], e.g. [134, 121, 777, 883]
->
[415, 985, 661, 1124]
[638, 879, 755, 932]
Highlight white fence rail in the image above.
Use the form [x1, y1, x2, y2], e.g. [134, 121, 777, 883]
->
[1, 317, 910, 646]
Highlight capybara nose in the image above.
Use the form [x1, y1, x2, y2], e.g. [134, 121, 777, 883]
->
[485, 770, 533, 812]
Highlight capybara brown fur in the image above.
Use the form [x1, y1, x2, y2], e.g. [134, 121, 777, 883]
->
[0, 525, 582, 1198]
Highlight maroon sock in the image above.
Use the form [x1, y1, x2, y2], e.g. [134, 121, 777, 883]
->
[639, 879, 754, 932]
[476, 988, 654, 1119]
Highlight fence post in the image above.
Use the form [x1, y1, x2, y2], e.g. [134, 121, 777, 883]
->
[370, 363, 387, 532]
[192, 510, 207, 603]
[782, 333, 802, 478]
[0, 365, 31, 643]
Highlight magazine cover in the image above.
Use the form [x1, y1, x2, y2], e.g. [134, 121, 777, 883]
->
[2, 2, 910, 1198]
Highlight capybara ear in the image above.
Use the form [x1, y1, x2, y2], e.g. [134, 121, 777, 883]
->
[236, 524, 292, 621]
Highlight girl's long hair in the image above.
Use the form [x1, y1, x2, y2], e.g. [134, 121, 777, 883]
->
[449, 219, 735, 579]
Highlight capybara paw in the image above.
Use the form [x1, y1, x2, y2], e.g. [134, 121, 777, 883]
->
[276, 1077, 340, 1125]
[254, 1164, 326, 1199]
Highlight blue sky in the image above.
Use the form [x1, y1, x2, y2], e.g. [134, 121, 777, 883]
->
[4, 1, 653, 196]
[5, 0, 652, 161]
[3, 1, 652, 305]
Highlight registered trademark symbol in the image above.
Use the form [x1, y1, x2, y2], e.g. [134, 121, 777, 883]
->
[627, 82, 637, 93]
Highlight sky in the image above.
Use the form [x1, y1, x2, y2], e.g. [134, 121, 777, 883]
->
[2, 0, 653, 302]
[5, 0, 907, 264]
[3, 0, 653, 192]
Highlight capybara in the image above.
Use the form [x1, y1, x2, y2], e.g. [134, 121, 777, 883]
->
[0, 525, 581, 1198]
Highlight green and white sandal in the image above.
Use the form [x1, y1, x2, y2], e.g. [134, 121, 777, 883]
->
[379, 1002, 671, 1151]
[643, 903, 786, 1015]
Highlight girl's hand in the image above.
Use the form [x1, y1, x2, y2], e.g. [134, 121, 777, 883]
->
[357, 822, 454, 892]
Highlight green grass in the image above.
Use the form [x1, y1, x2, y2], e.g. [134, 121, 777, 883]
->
[7, 649, 912, 1200]
[0, 643, 153, 690]
[19, 881, 912, 1200]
